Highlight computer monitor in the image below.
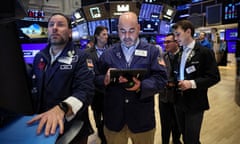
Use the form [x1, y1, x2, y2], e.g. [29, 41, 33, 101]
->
[222, 1, 240, 24]
[82, 2, 109, 21]
[109, 1, 140, 18]
[0, 21, 34, 115]
[110, 18, 119, 34]
[228, 41, 236, 53]
[21, 43, 47, 64]
[206, 4, 222, 26]
[225, 28, 238, 41]
[159, 20, 170, 35]
[88, 19, 110, 36]
[139, 3, 163, 20]
[139, 19, 159, 34]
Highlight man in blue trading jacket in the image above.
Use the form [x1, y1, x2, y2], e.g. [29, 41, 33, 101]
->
[27, 13, 94, 144]
[96, 12, 167, 144]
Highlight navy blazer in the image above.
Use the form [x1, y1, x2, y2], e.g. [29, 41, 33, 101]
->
[31, 42, 94, 135]
[96, 41, 167, 133]
[174, 42, 220, 113]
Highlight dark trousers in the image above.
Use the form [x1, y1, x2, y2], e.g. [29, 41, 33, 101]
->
[93, 110, 107, 144]
[175, 107, 204, 144]
[159, 101, 182, 144]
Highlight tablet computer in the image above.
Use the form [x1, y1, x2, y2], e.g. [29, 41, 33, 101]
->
[110, 69, 147, 83]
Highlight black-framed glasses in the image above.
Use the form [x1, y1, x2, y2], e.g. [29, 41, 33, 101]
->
[163, 40, 176, 44]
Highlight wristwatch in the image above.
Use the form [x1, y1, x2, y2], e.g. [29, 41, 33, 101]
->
[58, 102, 69, 114]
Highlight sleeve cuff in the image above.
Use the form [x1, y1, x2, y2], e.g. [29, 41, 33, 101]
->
[190, 80, 197, 89]
[64, 96, 83, 121]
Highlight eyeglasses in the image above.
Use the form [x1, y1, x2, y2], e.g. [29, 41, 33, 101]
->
[163, 40, 175, 44]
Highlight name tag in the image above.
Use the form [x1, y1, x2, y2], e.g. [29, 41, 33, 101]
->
[135, 49, 147, 57]
[60, 65, 72, 70]
[58, 57, 72, 65]
[186, 65, 196, 74]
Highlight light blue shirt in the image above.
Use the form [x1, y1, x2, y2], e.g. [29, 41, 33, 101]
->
[179, 40, 195, 80]
[121, 39, 140, 67]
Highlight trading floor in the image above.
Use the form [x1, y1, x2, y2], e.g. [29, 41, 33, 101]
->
[88, 55, 240, 144]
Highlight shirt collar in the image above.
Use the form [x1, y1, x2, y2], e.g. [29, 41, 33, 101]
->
[185, 40, 196, 50]
[121, 38, 140, 50]
[49, 47, 63, 64]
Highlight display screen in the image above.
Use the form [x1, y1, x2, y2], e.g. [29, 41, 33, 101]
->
[139, 19, 159, 34]
[110, 18, 119, 34]
[156, 34, 166, 51]
[225, 28, 238, 41]
[139, 3, 162, 19]
[222, 1, 240, 24]
[82, 3, 108, 21]
[20, 23, 47, 39]
[161, 4, 176, 22]
[72, 23, 89, 41]
[228, 41, 236, 53]
[109, 1, 139, 18]
[159, 20, 170, 35]
[21, 43, 47, 64]
[80, 39, 89, 50]
[88, 19, 110, 36]
[206, 4, 222, 26]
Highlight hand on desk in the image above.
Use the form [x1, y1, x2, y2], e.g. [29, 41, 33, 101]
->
[27, 106, 65, 136]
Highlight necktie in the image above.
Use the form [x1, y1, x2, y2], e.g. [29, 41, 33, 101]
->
[179, 47, 190, 80]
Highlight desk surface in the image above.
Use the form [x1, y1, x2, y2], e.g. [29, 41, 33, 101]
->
[0, 115, 59, 144]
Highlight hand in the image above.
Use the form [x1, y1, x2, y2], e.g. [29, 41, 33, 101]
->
[178, 80, 192, 91]
[27, 106, 65, 136]
[104, 68, 116, 86]
[125, 77, 141, 91]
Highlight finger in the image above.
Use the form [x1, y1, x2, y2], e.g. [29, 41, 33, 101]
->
[50, 119, 58, 135]
[44, 119, 52, 136]
[27, 115, 42, 125]
[37, 117, 47, 135]
[58, 119, 65, 134]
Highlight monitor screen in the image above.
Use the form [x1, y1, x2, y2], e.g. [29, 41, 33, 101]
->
[220, 31, 225, 40]
[110, 18, 119, 34]
[228, 41, 236, 53]
[82, 3, 109, 21]
[225, 28, 238, 41]
[80, 39, 89, 50]
[21, 43, 47, 64]
[72, 22, 89, 41]
[20, 23, 47, 39]
[139, 3, 162, 20]
[156, 34, 166, 51]
[222, 1, 240, 24]
[109, 1, 139, 18]
[159, 20, 170, 35]
[190, 3, 202, 14]
[161, 4, 176, 22]
[88, 19, 110, 36]
[139, 19, 159, 34]
[206, 4, 222, 26]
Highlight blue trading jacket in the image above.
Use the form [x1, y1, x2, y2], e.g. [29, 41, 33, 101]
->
[96, 40, 167, 133]
[31, 42, 94, 134]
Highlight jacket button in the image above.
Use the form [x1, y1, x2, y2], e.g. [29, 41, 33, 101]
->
[125, 99, 129, 103]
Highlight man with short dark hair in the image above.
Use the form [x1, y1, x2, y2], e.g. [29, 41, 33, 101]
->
[159, 33, 182, 144]
[172, 20, 220, 144]
[27, 13, 94, 144]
